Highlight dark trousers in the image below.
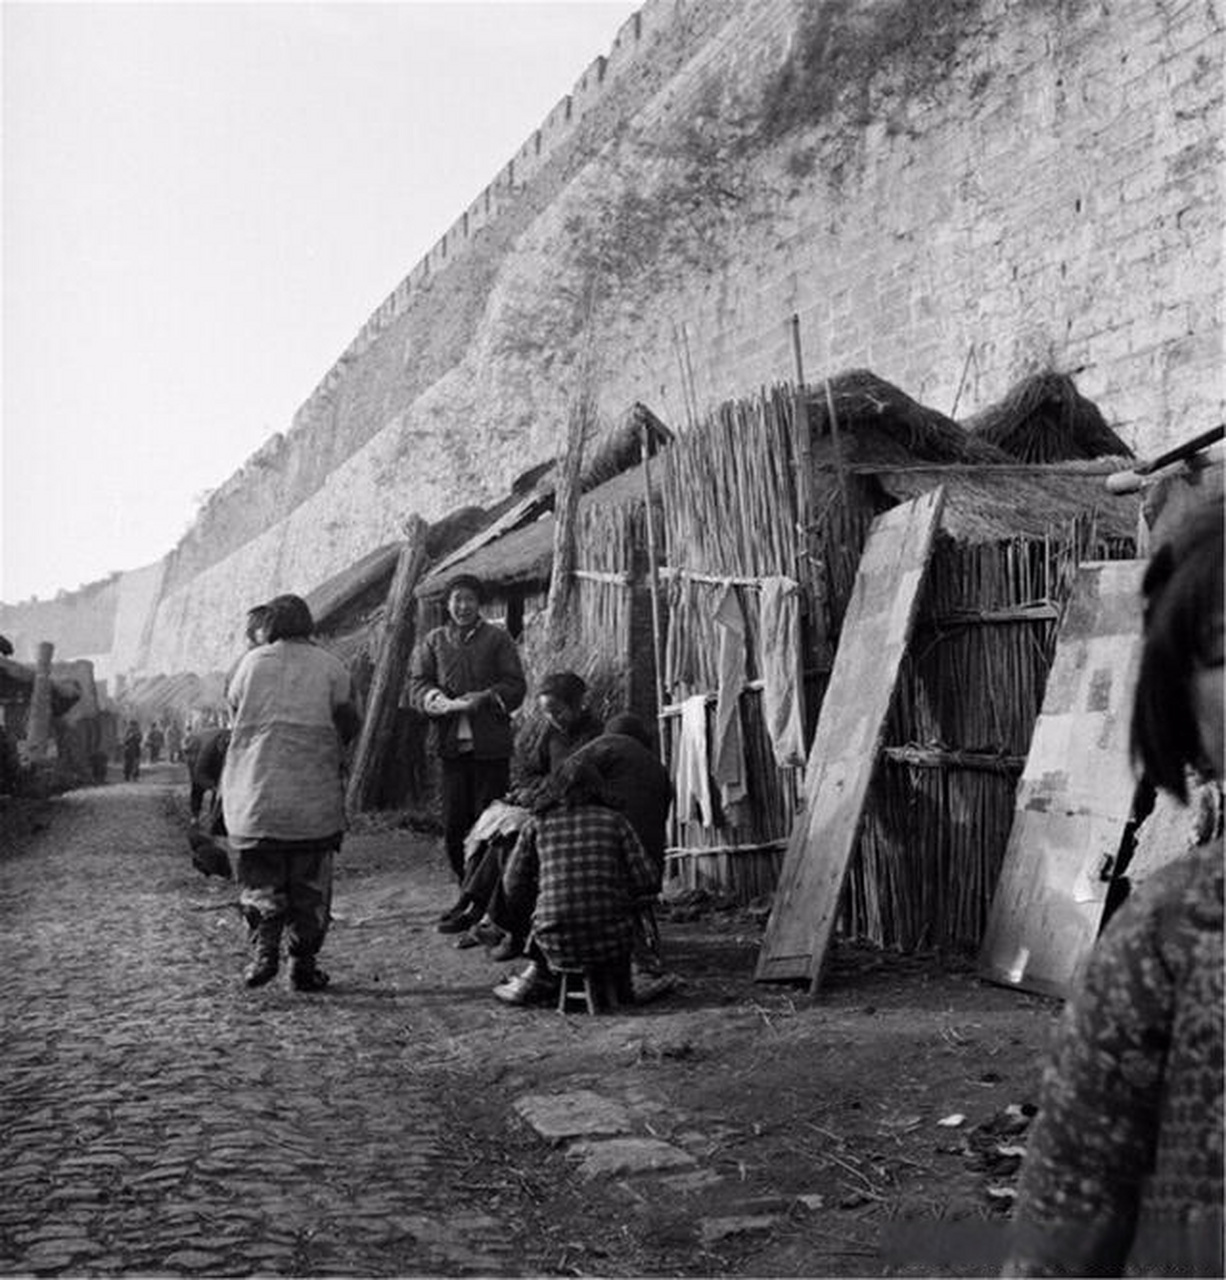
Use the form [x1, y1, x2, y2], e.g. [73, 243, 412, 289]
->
[237, 846, 334, 957]
[440, 756, 510, 881]
[461, 834, 528, 938]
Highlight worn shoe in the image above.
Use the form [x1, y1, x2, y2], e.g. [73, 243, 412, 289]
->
[489, 936, 524, 963]
[493, 963, 557, 1007]
[289, 958, 331, 992]
[437, 909, 478, 935]
[471, 918, 506, 947]
[436, 899, 471, 925]
[243, 953, 280, 988]
[454, 929, 484, 950]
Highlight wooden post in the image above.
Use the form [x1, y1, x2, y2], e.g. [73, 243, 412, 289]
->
[639, 420, 667, 756]
[26, 641, 55, 760]
[346, 516, 429, 813]
[544, 374, 594, 652]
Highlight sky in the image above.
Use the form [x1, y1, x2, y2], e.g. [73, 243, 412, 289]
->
[1, 0, 638, 604]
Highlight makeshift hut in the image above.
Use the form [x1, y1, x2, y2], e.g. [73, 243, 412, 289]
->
[657, 371, 1010, 901]
[413, 403, 673, 720]
[841, 463, 1138, 952]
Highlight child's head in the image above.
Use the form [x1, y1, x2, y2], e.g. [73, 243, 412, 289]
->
[1131, 499, 1224, 797]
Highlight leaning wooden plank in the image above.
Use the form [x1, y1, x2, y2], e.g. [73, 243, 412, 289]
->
[977, 560, 1146, 999]
[346, 516, 430, 813]
[755, 487, 946, 988]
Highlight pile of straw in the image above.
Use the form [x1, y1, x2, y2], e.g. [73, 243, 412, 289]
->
[963, 372, 1133, 462]
[808, 369, 1009, 465]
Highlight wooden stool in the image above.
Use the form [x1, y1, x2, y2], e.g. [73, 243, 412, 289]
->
[557, 969, 602, 1015]
[556, 960, 632, 1015]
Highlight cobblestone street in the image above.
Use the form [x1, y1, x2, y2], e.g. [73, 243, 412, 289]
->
[2, 767, 1057, 1278]
[1, 767, 527, 1277]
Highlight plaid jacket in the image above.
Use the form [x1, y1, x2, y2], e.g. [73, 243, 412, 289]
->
[503, 804, 657, 971]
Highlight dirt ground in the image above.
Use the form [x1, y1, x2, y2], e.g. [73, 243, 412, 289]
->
[339, 812, 1061, 1278]
[2, 781, 1061, 1277]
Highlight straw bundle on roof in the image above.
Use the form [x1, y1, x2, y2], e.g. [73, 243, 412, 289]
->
[963, 372, 1133, 462]
[806, 369, 1011, 466]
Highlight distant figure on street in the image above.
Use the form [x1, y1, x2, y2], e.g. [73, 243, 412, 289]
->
[222, 594, 360, 992]
[122, 720, 142, 781]
[408, 574, 526, 904]
[166, 719, 184, 764]
[1004, 500, 1224, 1277]
[145, 722, 164, 764]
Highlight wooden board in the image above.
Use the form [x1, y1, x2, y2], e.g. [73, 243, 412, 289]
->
[977, 560, 1146, 999]
[755, 488, 945, 988]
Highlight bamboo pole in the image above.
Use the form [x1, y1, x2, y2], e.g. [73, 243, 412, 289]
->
[640, 421, 667, 755]
[346, 515, 429, 813]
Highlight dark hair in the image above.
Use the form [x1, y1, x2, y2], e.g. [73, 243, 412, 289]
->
[538, 671, 587, 709]
[263, 594, 315, 643]
[245, 604, 271, 645]
[554, 758, 607, 809]
[1130, 501, 1224, 799]
[447, 574, 485, 604]
[604, 712, 653, 750]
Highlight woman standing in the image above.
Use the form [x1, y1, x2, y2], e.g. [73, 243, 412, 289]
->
[1005, 501, 1223, 1276]
[222, 594, 360, 991]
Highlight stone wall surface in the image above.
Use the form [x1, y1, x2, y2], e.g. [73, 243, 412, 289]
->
[6, 0, 1224, 680]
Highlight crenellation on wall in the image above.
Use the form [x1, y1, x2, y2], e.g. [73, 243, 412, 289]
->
[8, 0, 1222, 676]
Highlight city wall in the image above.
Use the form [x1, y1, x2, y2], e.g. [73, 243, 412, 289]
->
[4, 0, 1222, 679]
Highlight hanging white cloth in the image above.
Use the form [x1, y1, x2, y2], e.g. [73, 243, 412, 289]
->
[712, 584, 749, 813]
[674, 693, 714, 828]
[758, 575, 807, 768]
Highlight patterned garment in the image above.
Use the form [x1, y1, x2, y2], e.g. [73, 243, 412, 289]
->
[1007, 839, 1224, 1277]
[502, 805, 658, 972]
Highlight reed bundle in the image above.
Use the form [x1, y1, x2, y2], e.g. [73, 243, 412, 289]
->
[964, 372, 1133, 463]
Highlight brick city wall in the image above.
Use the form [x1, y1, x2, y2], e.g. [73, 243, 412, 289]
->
[6, 0, 1222, 678]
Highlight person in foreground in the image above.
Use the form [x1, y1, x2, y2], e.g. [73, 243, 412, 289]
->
[493, 758, 659, 1008]
[1004, 501, 1224, 1277]
[221, 594, 360, 991]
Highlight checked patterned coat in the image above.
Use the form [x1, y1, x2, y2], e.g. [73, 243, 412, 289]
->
[503, 804, 658, 972]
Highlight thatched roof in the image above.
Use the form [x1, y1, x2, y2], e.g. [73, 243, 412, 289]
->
[805, 370, 1011, 466]
[870, 462, 1140, 544]
[963, 372, 1133, 462]
[123, 670, 228, 719]
[306, 543, 402, 633]
[415, 459, 655, 600]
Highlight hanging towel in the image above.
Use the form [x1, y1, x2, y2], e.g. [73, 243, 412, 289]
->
[712, 584, 749, 813]
[674, 694, 714, 828]
[758, 576, 807, 768]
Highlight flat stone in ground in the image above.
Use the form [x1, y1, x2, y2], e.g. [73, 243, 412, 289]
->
[566, 1136, 697, 1177]
[699, 1215, 780, 1245]
[513, 1091, 632, 1143]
